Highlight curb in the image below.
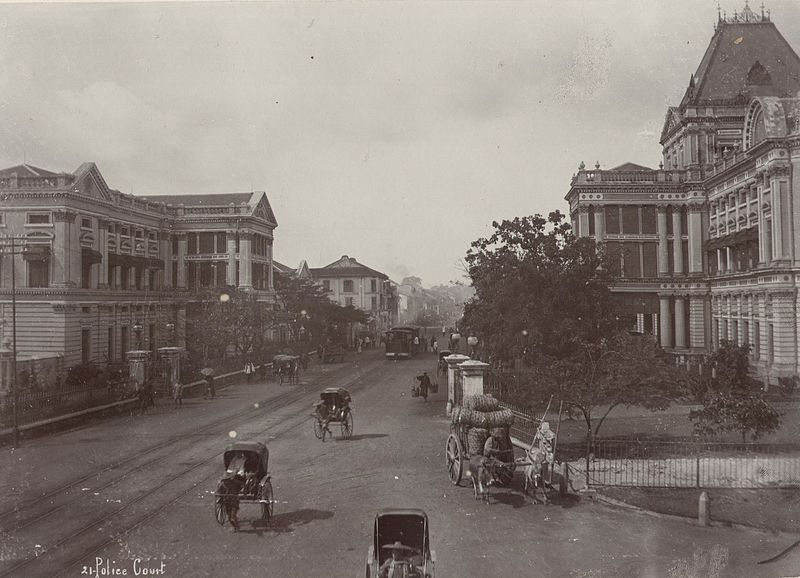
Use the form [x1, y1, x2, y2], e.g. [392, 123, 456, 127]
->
[593, 491, 800, 539]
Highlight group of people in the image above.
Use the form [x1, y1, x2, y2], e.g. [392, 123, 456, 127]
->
[356, 335, 376, 352]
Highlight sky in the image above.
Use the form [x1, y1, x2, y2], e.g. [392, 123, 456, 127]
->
[2, 0, 800, 286]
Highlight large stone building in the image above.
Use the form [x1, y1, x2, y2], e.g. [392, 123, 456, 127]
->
[0, 162, 277, 382]
[310, 255, 397, 339]
[566, 6, 800, 384]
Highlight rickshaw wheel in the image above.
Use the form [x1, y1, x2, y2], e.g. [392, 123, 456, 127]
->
[261, 480, 274, 521]
[341, 409, 353, 439]
[214, 497, 225, 525]
[313, 417, 324, 440]
[446, 434, 463, 486]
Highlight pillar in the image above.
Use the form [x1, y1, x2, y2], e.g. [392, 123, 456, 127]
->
[770, 290, 796, 368]
[674, 296, 687, 349]
[458, 359, 489, 398]
[770, 171, 784, 260]
[226, 232, 237, 286]
[444, 353, 470, 415]
[659, 295, 673, 348]
[577, 206, 590, 238]
[672, 207, 684, 275]
[98, 219, 109, 289]
[657, 206, 669, 276]
[687, 204, 703, 274]
[158, 346, 182, 387]
[593, 208, 605, 243]
[176, 233, 187, 289]
[0, 337, 12, 396]
[159, 232, 172, 288]
[53, 210, 77, 287]
[176, 306, 187, 349]
[267, 239, 274, 290]
[238, 232, 252, 289]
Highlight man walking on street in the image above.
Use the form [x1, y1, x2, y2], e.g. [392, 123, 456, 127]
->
[416, 371, 431, 401]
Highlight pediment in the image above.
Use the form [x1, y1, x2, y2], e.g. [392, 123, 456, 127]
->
[72, 163, 113, 202]
[660, 107, 683, 143]
[253, 193, 277, 226]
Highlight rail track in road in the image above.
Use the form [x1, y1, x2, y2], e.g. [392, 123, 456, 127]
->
[0, 359, 386, 578]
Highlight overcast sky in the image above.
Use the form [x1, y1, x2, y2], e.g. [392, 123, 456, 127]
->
[2, 1, 800, 285]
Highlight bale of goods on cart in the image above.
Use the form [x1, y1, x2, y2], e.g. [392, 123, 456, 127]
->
[450, 394, 514, 455]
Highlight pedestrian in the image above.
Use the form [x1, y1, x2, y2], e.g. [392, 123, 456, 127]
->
[173, 381, 183, 407]
[357, 337, 363, 353]
[204, 375, 216, 399]
[416, 371, 431, 401]
[430, 335, 436, 350]
[442, 326, 446, 336]
[433, 340, 438, 354]
[244, 360, 254, 383]
[413, 335, 420, 352]
[364, 335, 371, 350]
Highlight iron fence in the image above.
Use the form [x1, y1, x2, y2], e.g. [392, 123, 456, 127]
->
[0, 379, 131, 428]
[580, 439, 800, 489]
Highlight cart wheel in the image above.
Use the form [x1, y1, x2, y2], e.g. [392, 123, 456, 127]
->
[214, 497, 225, 525]
[313, 418, 324, 440]
[445, 433, 463, 486]
[341, 410, 354, 439]
[261, 479, 274, 521]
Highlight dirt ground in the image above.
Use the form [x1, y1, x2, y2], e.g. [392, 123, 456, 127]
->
[598, 486, 800, 534]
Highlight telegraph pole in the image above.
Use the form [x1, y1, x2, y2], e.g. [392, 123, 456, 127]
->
[0, 235, 26, 446]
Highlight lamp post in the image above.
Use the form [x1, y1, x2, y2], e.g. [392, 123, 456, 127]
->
[467, 335, 479, 359]
[165, 322, 175, 347]
[0, 235, 28, 446]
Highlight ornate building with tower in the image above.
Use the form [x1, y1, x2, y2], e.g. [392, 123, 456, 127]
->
[0, 162, 277, 389]
[566, 5, 800, 385]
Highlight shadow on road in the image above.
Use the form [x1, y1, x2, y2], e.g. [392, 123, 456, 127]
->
[242, 508, 334, 535]
[337, 434, 389, 442]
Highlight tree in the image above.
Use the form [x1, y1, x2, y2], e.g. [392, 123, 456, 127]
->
[689, 341, 781, 442]
[464, 211, 617, 363]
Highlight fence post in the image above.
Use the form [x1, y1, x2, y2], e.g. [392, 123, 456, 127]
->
[696, 453, 701, 489]
[698, 491, 710, 526]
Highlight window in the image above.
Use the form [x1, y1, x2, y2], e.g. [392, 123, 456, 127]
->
[0, 213, 5, 226]
[322, 280, 331, 292]
[371, 296, 378, 310]
[370, 279, 377, 292]
[28, 260, 49, 288]
[345, 297, 354, 307]
[27, 213, 50, 225]
[343, 280, 354, 292]
[199, 233, 214, 253]
[81, 218, 92, 229]
[605, 206, 620, 234]
[121, 327, 129, 359]
[120, 227, 129, 236]
[107, 327, 115, 362]
[641, 206, 657, 234]
[621, 206, 639, 234]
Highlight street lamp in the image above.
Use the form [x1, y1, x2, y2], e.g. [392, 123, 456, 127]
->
[0, 235, 29, 446]
[165, 322, 175, 346]
[467, 335, 479, 359]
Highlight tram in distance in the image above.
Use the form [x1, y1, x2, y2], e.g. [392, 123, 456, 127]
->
[385, 325, 422, 360]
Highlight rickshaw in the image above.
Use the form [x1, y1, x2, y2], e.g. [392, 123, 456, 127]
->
[365, 509, 436, 578]
[436, 350, 452, 378]
[312, 387, 354, 441]
[273, 354, 299, 385]
[214, 441, 274, 527]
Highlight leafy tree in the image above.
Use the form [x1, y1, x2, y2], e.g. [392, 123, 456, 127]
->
[464, 211, 617, 363]
[689, 341, 781, 442]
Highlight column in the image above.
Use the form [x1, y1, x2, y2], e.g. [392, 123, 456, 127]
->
[770, 290, 796, 368]
[688, 295, 707, 350]
[726, 246, 733, 273]
[98, 219, 109, 289]
[687, 204, 703, 274]
[657, 206, 669, 276]
[176, 233, 187, 289]
[672, 207, 684, 275]
[770, 170, 784, 260]
[238, 232, 252, 289]
[267, 239, 274, 290]
[458, 359, 489, 398]
[52, 210, 77, 287]
[176, 306, 187, 349]
[659, 295, 673, 348]
[593, 207, 605, 243]
[226, 232, 237, 286]
[444, 353, 470, 415]
[674, 295, 687, 349]
[716, 248, 723, 274]
[159, 232, 172, 288]
[577, 206, 590, 238]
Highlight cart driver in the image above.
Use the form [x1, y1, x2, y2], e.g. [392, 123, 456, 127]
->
[380, 542, 419, 578]
[533, 421, 555, 463]
[314, 400, 333, 438]
[483, 427, 511, 481]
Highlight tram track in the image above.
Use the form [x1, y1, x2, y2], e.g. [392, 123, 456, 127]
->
[0, 361, 359, 528]
[1, 359, 386, 578]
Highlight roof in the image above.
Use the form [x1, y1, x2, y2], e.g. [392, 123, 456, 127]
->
[322, 387, 351, 396]
[224, 441, 268, 454]
[310, 255, 388, 280]
[272, 260, 294, 274]
[0, 164, 63, 178]
[687, 21, 800, 104]
[142, 192, 254, 206]
[375, 508, 429, 519]
[609, 162, 654, 171]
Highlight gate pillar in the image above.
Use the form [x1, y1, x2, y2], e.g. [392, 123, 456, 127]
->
[444, 354, 470, 415]
[157, 346, 182, 388]
[458, 359, 490, 399]
[126, 350, 152, 392]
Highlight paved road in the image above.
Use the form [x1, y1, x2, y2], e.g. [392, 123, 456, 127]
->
[2, 350, 799, 577]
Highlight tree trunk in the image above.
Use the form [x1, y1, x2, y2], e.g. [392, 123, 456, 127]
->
[581, 407, 592, 488]
[593, 402, 621, 439]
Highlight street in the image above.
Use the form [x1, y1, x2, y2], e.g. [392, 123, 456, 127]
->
[2, 351, 799, 578]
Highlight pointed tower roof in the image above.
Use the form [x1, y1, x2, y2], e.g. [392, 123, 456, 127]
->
[684, 12, 800, 105]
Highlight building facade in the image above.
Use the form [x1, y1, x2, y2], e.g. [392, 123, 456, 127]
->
[310, 255, 397, 338]
[566, 6, 800, 385]
[0, 162, 277, 383]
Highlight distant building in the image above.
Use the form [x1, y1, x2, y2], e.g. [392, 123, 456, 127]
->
[0, 162, 277, 386]
[310, 255, 397, 339]
[566, 6, 800, 385]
